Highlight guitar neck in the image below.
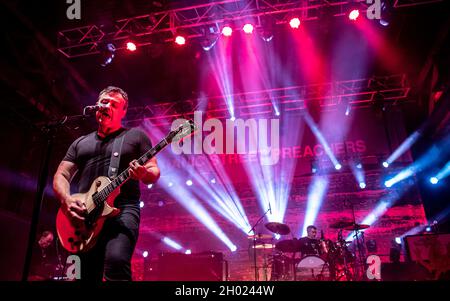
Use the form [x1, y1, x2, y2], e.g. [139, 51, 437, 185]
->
[100, 137, 170, 197]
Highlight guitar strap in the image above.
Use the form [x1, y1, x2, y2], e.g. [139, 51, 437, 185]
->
[108, 130, 126, 179]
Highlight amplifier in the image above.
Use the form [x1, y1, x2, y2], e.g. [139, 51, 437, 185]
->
[156, 252, 227, 281]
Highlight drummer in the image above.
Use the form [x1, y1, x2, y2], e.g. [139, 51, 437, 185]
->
[298, 225, 320, 256]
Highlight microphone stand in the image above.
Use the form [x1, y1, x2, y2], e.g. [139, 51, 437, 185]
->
[248, 207, 271, 281]
[21, 112, 92, 281]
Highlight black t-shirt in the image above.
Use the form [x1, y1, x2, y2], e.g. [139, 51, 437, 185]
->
[63, 127, 152, 205]
[298, 237, 320, 256]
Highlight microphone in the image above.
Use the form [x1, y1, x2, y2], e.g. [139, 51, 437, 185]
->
[268, 202, 272, 215]
[83, 103, 109, 115]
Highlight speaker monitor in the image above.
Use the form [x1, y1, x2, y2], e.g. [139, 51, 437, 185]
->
[156, 252, 226, 281]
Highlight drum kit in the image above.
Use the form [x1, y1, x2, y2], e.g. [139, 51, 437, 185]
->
[248, 221, 370, 281]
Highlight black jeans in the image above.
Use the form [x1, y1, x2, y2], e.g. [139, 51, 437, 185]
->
[79, 203, 140, 281]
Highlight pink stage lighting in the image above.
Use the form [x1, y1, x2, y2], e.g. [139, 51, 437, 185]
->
[126, 41, 137, 51]
[243, 23, 254, 34]
[289, 18, 301, 29]
[175, 36, 186, 45]
[222, 26, 233, 37]
[349, 9, 360, 21]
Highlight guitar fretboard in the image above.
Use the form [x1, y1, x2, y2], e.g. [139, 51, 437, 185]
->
[94, 137, 170, 205]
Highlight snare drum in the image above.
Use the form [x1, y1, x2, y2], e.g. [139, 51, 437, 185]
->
[296, 255, 330, 281]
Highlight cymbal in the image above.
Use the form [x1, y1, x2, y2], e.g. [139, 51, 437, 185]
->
[329, 221, 354, 229]
[247, 234, 273, 240]
[344, 224, 370, 231]
[252, 243, 276, 249]
[275, 239, 301, 253]
[265, 222, 291, 235]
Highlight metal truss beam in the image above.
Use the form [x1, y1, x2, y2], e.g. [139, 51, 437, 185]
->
[124, 74, 410, 126]
[58, 0, 349, 58]
[58, 0, 442, 58]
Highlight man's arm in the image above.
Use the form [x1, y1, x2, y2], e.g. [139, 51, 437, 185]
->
[129, 157, 160, 185]
[53, 161, 86, 223]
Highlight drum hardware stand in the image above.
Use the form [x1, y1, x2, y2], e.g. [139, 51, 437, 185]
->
[348, 200, 367, 281]
[248, 207, 271, 281]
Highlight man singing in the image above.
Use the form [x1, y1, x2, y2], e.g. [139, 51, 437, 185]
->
[53, 86, 160, 281]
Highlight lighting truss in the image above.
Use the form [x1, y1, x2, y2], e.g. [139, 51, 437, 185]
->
[57, 0, 443, 58]
[124, 74, 410, 126]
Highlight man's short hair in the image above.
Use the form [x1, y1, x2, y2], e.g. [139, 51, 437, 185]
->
[98, 86, 129, 110]
[41, 231, 53, 238]
[306, 225, 317, 232]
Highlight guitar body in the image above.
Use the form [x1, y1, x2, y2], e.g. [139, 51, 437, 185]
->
[56, 176, 121, 253]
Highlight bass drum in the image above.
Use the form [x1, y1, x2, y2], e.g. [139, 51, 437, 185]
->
[296, 255, 330, 281]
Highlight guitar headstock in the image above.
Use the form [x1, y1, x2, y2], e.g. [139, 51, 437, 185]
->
[167, 119, 197, 143]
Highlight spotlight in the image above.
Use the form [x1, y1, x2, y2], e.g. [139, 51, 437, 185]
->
[143, 251, 149, 258]
[395, 237, 402, 245]
[349, 9, 360, 21]
[147, 184, 153, 189]
[275, 234, 281, 240]
[185, 249, 192, 255]
[222, 26, 232, 37]
[139, 201, 145, 208]
[383, 161, 389, 168]
[186, 179, 193, 186]
[210, 178, 216, 184]
[168, 182, 173, 187]
[345, 104, 351, 116]
[175, 36, 186, 45]
[384, 180, 392, 188]
[275, 111, 280, 116]
[230, 116, 236, 121]
[379, 1, 392, 27]
[359, 182, 366, 189]
[126, 41, 137, 52]
[230, 245, 237, 252]
[430, 177, 439, 185]
[356, 163, 362, 169]
[100, 43, 116, 67]
[425, 226, 432, 232]
[289, 18, 301, 29]
[335, 163, 342, 170]
[243, 24, 254, 34]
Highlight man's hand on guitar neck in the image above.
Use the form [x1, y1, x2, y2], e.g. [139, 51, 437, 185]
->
[61, 196, 87, 226]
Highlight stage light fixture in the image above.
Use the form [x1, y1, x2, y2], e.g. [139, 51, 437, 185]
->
[186, 179, 193, 186]
[430, 177, 439, 185]
[175, 35, 186, 45]
[289, 18, 301, 29]
[100, 43, 116, 67]
[335, 163, 342, 170]
[140, 201, 145, 208]
[359, 182, 366, 189]
[142, 251, 148, 258]
[222, 26, 233, 37]
[383, 161, 389, 168]
[349, 9, 360, 21]
[243, 24, 254, 34]
[126, 41, 137, 52]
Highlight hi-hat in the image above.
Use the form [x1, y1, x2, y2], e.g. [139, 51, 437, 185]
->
[329, 221, 354, 229]
[344, 224, 370, 231]
[252, 243, 276, 249]
[247, 234, 272, 240]
[265, 222, 290, 235]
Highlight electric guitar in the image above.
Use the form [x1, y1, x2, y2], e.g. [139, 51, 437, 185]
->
[56, 120, 197, 253]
